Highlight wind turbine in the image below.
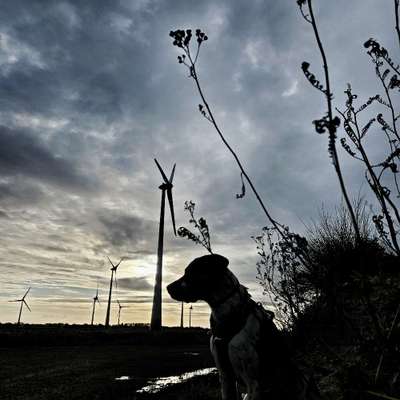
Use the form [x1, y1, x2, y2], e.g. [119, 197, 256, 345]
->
[180, 302, 184, 328]
[116, 300, 127, 325]
[105, 256, 124, 327]
[9, 287, 31, 324]
[90, 286, 100, 325]
[189, 305, 193, 328]
[151, 159, 177, 330]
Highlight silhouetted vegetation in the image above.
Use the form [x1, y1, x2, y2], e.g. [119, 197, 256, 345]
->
[255, 199, 384, 327]
[337, 66, 400, 255]
[298, 0, 400, 256]
[177, 201, 213, 253]
[169, 29, 305, 260]
[169, 1, 400, 399]
[297, 0, 361, 244]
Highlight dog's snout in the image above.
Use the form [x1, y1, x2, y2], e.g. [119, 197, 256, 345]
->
[167, 278, 184, 299]
[167, 276, 196, 303]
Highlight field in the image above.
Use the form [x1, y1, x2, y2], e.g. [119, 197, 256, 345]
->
[0, 324, 217, 400]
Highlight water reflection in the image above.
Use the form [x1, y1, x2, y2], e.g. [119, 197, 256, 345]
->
[136, 367, 217, 394]
[115, 376, 131, 381]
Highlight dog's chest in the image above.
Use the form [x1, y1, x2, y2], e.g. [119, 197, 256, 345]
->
[211, 306, 281, 386]
[210, 299, 256, 340]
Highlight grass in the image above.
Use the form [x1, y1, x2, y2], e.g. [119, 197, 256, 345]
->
[0, 324, 215, 400]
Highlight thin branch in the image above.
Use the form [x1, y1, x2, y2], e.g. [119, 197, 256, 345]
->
[351, 110, 400, 253]
[377, 68, 400, 142]
[306, 0, 361, 244]
[395, 0, 400, 50]
[170, 29, 312, 267]
[191, 67, 281, 233]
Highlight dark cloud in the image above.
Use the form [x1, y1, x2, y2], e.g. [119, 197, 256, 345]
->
[116, 296, 177, 305]
[124, 250, 155, 258]
[116, 276, 152, 291]
[97, 210, 157, 248]
[37, 244, 73, 254]
[0, 126, 96, 191]
[0, 210, 9, 218]
[0, 178, 44, 205]
[0, 0, 397, 324]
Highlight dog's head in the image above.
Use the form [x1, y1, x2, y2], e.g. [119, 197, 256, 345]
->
[167, 254, 229, 303]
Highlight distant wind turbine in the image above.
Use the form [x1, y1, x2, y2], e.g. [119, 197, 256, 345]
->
[105, 257, 124, 327]
[117, 300, 127, 325]
[9, 287, 31, 324]
[151, 159, 177, 331]
[90, 286, 100, 325]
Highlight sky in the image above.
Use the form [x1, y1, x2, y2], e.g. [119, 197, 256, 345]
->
[0, 0, 398, 326]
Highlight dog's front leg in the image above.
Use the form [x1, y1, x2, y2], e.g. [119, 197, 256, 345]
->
[210, 336, 239, 400]
[228, 338, 264, 400]
[219, 370, 238, 400]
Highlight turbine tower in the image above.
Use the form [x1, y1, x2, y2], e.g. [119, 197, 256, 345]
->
[189, 305, 193, 328]
[151, 159, 177, 330]
[91, 286, 100, 325]
[117, 300, 127, 325]
[180, 302, 184, 328]
[9, 287, 31, 324]
[105, 257, 124, 327]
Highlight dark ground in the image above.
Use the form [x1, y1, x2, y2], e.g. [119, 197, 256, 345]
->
[0, 324, 216, 400]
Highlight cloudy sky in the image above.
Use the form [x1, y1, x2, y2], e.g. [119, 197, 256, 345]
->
[0, 0, 397, 326]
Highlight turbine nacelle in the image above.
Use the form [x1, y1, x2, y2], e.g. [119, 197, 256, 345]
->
[159, 182, 173, 191]
[107, 256, 124, 271]
[117, 300, 127, 310]
[93, 288, 100, 303]
[11, 287, 32, 311]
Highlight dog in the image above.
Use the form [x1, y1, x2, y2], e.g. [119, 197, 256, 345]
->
[167, 254, 320, 400]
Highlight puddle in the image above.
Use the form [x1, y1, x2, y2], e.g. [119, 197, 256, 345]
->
[136, 367, 217, 394]
[115, 376, 131, 381]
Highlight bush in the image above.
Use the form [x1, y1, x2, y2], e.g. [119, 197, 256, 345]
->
[256, 199, 391, 330]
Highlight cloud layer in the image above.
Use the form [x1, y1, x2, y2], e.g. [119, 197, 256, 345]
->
[0, 0, 397, 325]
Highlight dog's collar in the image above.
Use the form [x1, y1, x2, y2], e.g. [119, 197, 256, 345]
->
[210, 298, 255, 341]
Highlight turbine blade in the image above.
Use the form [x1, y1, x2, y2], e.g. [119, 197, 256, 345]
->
[169, 163, 176, 184]
[107, 256, 115, 269]
[115, 257, 124, 269]
[9, 300, 20, 302]
[154, 158, 169, 184]
[114, 270, 118, 289]
[22, 287, 31, 300]
[24, 300, 31, 312]
[167, 188, 177, 236]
